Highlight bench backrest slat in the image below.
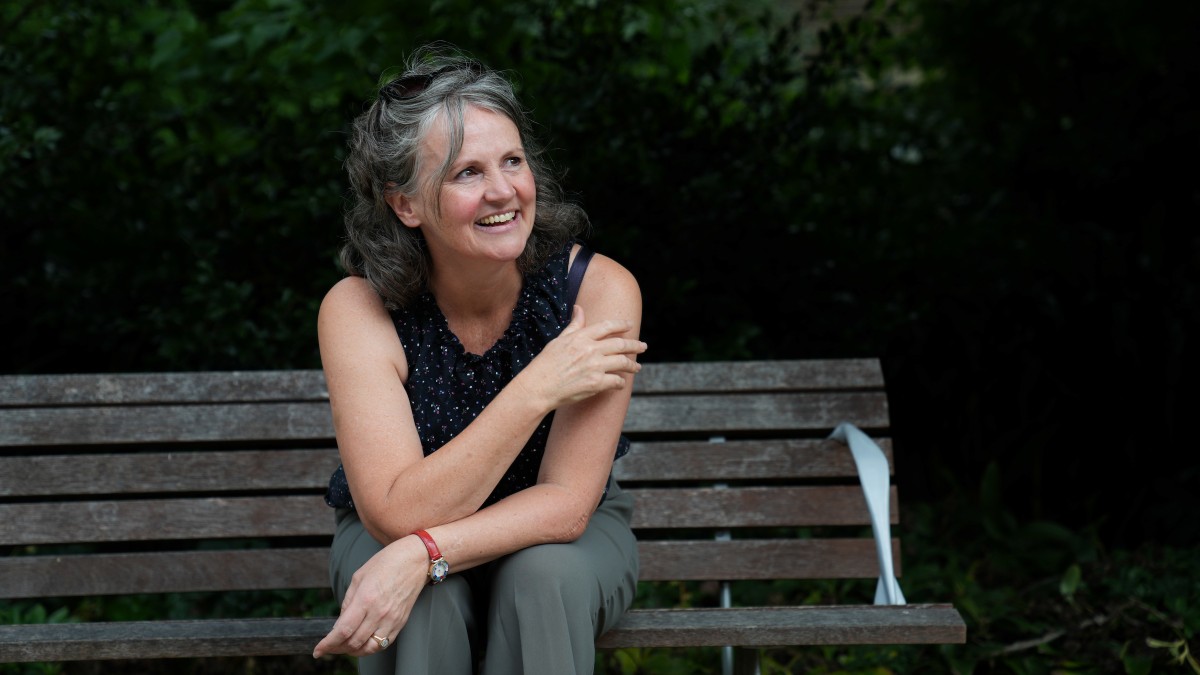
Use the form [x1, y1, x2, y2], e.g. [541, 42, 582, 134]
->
[0, 359, 884, 406]
[616, 439, 892, 481]
[0, 450, 341, 496]
[0, 485, 895, 547]
[0, 359, 900, 603]
[0, 393, 886, 446]
[0, 440, 891, 498]
[0, 497, 331, 546]
[0, 549, 330, 599]
[0, 537, 900, 600]
[630, 358, 884, 393]
[0, 371, 330, 406]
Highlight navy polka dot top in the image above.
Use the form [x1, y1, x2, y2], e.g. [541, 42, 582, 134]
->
[324, 241, 630, 511]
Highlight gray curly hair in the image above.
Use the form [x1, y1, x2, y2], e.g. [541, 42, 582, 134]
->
[340, 44, 589, 309]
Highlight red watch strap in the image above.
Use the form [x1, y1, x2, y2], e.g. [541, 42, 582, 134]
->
[414, 530, 442, 560]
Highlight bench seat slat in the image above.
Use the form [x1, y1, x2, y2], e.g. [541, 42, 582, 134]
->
[596, 605, 967, 648]
[0, 618, 334, 661]
[0, 604, 965, 662]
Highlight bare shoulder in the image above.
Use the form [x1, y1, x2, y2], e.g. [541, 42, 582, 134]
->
[318, 276, 406, 376]
[575, 249, 642, 323]
[320, 275, 382, 315]
[318, 276, 393, 334]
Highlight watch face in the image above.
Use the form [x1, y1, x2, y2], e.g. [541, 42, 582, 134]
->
[430, 558, 450, 584]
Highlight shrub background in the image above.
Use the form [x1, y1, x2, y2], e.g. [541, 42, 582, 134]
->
[3, 0, 1197, 555]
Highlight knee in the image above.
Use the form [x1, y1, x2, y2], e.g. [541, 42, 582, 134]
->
[492, 543, 593, 608]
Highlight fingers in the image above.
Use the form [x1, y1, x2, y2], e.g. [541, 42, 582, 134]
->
[314, 613, 396, 658]
[601, 335, 648, 359]
[566, 305, 644, 342]
[313, 578, 399, 658]
[559, 304, 586, 336]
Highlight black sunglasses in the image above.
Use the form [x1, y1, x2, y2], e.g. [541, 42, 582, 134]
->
[379, 62, 486, 102]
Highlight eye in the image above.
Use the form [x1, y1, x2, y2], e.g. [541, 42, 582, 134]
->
[455, 167, 479, 179]
[504, 156, 524, 168]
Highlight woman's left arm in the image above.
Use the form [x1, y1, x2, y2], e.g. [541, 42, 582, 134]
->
[533, 251, 643, 539]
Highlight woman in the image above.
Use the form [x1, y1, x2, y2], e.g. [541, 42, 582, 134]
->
[311, 44, 646, 675]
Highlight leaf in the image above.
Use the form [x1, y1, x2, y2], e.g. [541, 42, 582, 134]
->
[1059, 563, 1082, 599]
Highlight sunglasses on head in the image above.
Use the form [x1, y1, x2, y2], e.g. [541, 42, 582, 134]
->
[379, 62, 486, 102]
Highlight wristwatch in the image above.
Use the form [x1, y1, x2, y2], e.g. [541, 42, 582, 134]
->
[413, 529, 449, 584]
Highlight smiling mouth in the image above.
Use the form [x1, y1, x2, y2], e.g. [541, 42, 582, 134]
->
[477, 211, 516, 226]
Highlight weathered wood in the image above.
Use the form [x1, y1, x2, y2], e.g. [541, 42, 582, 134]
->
[629, 486, 897, 529]
[0, 603, 966, 662]
[0, 359, 968, 664]
[635, 539, 901, 581]
[595, 605, 967, 648]
[0, 539, 900, 599]
[631, 359, 885, 393]
[0, 370, 330, 407]
[0, 392, 885, 447]
[0, 618, 336, 661]
[0, 496, 332, 546]
[0, 440, 888, 498]
[0, 449, 341, 497]
[0, 485, 892, 545]
[0, 402, 336, 446]
[622, 392, 889, 434]
[614, 438, 893, 482]
[0, 548, 333, 599]
[0, 360, 881, 408]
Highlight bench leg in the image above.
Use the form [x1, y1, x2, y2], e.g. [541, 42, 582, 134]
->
[732, 647, 761, 675]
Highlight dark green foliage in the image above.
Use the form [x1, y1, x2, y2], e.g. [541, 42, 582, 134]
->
[6, 0, 1194, 546]
[3, 0, 1198, 672]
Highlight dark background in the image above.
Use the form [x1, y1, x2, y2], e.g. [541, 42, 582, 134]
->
[3, 0, 1197, 553]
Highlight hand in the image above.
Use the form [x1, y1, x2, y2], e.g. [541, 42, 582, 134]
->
[517, 305, 647, 410]
[313, 535, 429, 659]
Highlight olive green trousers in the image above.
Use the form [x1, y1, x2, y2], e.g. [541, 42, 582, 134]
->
[328, 480, 639, 675]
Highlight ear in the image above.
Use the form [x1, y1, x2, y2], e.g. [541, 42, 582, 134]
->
[385, 188, 422, 229]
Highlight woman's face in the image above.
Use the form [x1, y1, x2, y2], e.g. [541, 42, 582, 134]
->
[391, 105, 536, 268]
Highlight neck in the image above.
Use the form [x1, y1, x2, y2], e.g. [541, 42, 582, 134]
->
[429, 262, 523, 355]
[429, 261, 522, 317]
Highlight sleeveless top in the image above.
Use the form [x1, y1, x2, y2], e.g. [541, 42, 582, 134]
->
[324, 241, 630, 511]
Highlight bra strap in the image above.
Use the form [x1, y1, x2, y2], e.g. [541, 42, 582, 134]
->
[566, 244, 594, 308]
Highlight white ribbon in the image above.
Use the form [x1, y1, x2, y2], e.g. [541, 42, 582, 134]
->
[829, 422, 906, 605]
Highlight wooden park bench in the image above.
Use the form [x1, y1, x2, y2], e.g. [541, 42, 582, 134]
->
[0, 359, 966, 672]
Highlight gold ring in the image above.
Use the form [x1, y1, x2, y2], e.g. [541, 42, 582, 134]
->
[371, 633, 389, 649]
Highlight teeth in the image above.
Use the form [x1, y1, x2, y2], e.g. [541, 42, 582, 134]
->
[477, 212, 516, 225]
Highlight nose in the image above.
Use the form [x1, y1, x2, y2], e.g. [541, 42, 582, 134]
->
[484, 173, 516, 202]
